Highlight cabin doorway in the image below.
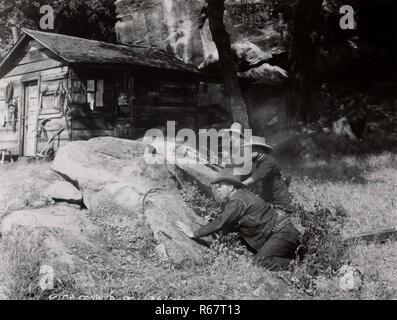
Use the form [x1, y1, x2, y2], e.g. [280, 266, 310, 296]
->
[21, 81, 39, 156]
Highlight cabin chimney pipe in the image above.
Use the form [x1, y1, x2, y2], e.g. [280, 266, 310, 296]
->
[11, 27, 19, 44]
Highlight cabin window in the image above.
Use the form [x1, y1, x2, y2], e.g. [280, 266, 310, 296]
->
[86, 79, 104, 111]
[72, 78, 115, 114]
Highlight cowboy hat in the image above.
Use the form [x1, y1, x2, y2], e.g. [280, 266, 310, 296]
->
[210, 168, 246, 188]
[218, 122, 244, 138]
[243, 135, 273, 151]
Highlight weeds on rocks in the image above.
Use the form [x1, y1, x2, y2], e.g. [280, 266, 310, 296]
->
[90, 204, 156, 258]
[181, 182, 222, 221]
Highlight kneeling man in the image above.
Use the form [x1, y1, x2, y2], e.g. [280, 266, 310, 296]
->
[177, 168, 300, 271]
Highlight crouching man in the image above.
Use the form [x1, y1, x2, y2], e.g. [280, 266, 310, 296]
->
[177, 168, 300, 271]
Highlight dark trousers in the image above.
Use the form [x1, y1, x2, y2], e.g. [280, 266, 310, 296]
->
[254, 222, 300, 271]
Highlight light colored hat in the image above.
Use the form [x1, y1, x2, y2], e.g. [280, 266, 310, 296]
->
[211, 168, 246, 188]
[243, 135, 273, 151]
[218, 122, 244, 138]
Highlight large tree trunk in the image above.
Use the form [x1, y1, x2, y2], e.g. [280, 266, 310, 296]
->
[206, 0, 250, 129]
[287, 0, 323, 122]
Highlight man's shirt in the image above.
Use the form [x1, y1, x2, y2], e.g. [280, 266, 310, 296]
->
[193, 188, 278, 252]
[248, 155, 292, 208]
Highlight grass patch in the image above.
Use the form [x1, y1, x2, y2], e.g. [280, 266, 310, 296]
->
[281, 152, 397, 236]
[68, 203, 299, 300]
[274, 150, 397, 299]
[0, 227, 47, 299]
[0, 148, 395, 300]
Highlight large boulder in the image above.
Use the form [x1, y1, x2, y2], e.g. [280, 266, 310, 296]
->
[52, 137, 176, 211]
[0, 205, 102, 292]
[143, 193, 210, 263]
[142, 135, 219, 195]
[52, 137, 213, 263]
[175, 162, 218, 196]
[115, 0, 204, 65]
[44, 181, 83, 205]
[238, 63, 288, 85]
[0, 205, 99, 245]
[115, 0, 289, 83]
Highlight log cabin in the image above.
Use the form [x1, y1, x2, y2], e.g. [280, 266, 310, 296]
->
[0, 29, 220, 157]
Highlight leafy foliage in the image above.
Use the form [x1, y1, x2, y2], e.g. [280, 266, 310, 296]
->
[181, 182, 222, 221]
[203, 232, 253, 266]
[0, 0, 116, 57]
[296, 202, 347, 272]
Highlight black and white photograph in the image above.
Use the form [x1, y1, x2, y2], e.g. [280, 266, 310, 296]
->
[0, 0, 396, 304]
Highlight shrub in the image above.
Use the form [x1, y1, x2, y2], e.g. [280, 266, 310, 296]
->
[181, 182, 222, 221]
[289, 201, 348, 293]
[202, 232, 253, 266]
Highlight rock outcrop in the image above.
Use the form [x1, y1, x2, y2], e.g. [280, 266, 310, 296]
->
[115, 0, 289, 83]
[44, 181, 83, 205]
[0, 205, 99, 245]
[0, 204, 102, 292]
[52, 137, 214, 263]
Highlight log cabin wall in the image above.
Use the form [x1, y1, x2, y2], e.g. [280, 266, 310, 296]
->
[134, 71, 199, 135]
[69, 68, 120, 141]
[0, 39, 70, 155]
[70, 68, 200, 139]
[0, 78, 20, 152]
[36, 73, 73, 154]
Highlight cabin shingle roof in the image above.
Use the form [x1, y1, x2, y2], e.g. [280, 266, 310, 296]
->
[22, 29, 199, 73]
